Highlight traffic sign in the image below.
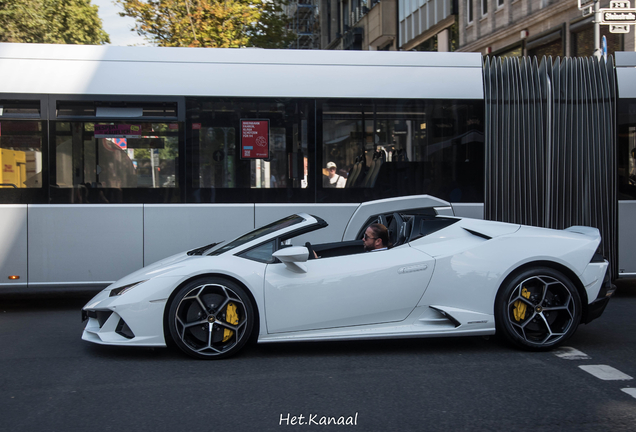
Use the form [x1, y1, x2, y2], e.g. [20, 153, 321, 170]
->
[610, 24, 631, 32]
[589, 0, 633, 37]
[599, 8, 636, 24]
[610, 0, 630, 8]
[602, 35, 607, 61]
[213, 150, 224, 162]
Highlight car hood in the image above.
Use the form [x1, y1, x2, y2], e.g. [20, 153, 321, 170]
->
[111, 251, 197, 288]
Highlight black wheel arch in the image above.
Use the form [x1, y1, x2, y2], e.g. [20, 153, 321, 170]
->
[162, 273, 261, 347]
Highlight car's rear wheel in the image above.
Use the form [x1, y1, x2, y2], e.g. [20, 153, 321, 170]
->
[168, 277, 254, 359]
[495, 267, 582, 351]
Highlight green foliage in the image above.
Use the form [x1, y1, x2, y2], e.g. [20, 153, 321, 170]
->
[249, 0, 296, 49]
[133, 148, 151, 160]
[0, 0, 110, 44]
[116, 0, 294, 48]
[160, 138, 178, 160]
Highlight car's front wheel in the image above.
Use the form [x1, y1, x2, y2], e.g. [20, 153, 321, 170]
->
[495, 267, 582, 351]
[167, 277, 254, 359]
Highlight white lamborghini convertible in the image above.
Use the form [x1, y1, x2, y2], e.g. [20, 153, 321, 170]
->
[81, 196, 614, 359]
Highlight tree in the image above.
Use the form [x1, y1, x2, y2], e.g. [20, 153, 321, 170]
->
[116, 0, 294, 48]
[249, 0, 294, 48]
[0, 0, 110, 44]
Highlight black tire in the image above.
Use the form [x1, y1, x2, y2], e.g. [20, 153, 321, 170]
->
[167, 277, 254, 360]
[495, 267, 582, 351]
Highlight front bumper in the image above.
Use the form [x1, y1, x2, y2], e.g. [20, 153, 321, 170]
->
[81, 286, 168, 347]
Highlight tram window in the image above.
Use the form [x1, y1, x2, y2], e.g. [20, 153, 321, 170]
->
[618, 100, 636, 200]
[0, 121, 43, 189]
[189, 98, 310, 190]
[53, 122, 179, 191]
[321, 99, 484, 202]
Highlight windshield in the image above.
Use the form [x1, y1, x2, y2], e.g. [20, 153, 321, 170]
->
[208, 214, 305, 256]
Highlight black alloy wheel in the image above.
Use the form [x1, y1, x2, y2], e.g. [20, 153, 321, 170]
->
[168, 277, 254, 359]
[495, 267, 582, 351]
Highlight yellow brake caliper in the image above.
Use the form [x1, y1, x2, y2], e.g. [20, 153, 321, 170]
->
[513, 287, 531, 322]
[222, 302, 239, 342]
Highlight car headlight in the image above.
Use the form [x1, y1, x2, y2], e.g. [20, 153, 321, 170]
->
[109, 280, 148, 297]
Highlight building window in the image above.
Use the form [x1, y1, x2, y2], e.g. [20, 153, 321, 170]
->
[481, 0, 488, 16]
[327, 0, 331, 43]
[352, 0, 361, 22]
[526, 29, 563, 58]
[467, 0, 473, 23]
[493, 43, 522, 58]
[414, 36, 437, 52]
[337, 0, 341, 35]
[343, 0, 350, 29]
[571, 19, 622, 57]
[497, 0, 504, 8]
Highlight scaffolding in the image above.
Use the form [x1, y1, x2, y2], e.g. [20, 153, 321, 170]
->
[286, 0, 320, 49]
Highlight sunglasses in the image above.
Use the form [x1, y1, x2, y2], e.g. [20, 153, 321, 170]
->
[363, 233, 378, 240]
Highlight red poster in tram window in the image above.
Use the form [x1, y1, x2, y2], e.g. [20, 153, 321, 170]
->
[241, 119, 269, 159]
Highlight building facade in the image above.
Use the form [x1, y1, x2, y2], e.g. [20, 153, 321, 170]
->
[320, 0, 398, 49]
[319, 0, 635, 57]
[399, 0, 457, 51]
[457, 0, 632, 57]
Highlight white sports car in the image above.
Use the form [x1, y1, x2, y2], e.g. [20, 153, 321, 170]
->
[81, 196, 614, 359]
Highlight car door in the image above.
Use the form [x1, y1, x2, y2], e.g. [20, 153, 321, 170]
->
[263, 246, 435, 334]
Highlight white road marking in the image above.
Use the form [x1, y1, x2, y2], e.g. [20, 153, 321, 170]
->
[579, 365, 634, 381]
[553, 346, 590, 360]
[621, 388, 636, 399]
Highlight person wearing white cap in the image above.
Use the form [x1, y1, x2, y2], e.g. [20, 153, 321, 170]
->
[324, 161, 346, 188]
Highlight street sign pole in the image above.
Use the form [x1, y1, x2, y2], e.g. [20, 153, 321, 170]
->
[579, 0, 603, 58]
[594, 0, 601, 59]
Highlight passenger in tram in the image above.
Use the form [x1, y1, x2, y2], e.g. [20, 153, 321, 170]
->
[363, 223, 389, 252]
[323, 161, 347, 188]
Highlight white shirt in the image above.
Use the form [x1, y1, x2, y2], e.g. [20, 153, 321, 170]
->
[329, 174, 347, 188]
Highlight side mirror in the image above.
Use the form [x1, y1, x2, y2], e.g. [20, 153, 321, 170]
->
[273, 246, 309, 273]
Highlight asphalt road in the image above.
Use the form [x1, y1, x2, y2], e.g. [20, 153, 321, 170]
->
[1, 284, 635, 432]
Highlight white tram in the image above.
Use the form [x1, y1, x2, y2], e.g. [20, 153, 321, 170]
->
[0, 43, 633, 291]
